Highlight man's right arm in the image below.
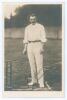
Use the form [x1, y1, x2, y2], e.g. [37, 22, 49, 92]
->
[23, 27, 28, 54]
[23, 43, 28, 54]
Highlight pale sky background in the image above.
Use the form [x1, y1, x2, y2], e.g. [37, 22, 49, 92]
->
[4, 3, 25, 18]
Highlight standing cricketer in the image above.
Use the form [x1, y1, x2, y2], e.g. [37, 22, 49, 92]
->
[23, 14, 47, 88]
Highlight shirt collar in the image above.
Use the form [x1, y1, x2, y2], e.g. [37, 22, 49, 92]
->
[31, 23, 38, 26]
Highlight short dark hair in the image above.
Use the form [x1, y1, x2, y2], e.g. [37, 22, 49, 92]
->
[27, 13, 37, 21]
[29, 13, 37, 18]
[27, 13, 37, 20]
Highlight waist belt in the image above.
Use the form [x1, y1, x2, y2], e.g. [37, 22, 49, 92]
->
[28, 40, 41, 43]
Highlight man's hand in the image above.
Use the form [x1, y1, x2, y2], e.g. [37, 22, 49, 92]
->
[23, 48, 27, 55]
[40, 42, 45, 54]
[42, 42, 45, 47]
[23, 44, 28, 55]
[41, 47, 44, 54]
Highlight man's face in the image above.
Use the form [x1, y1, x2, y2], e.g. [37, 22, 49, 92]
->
[29, 16, 37, 24]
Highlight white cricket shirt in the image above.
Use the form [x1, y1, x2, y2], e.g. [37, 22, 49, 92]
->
[23, 23, 47, 43]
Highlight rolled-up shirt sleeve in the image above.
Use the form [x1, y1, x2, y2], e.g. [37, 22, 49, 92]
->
[23, 27, 28, 44]
[40, 26, 47, 43]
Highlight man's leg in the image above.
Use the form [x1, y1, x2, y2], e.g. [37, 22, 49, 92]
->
[35, 43, 44, 87]
[27, 45, 38, 84]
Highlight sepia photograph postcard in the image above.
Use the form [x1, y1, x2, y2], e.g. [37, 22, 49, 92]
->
[3, 1, 64, 97]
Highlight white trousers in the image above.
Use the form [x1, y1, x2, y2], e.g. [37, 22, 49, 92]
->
[27, 42, 44, 87]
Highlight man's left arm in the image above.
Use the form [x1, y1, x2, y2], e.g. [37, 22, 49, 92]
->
[40, 25, 47, 47]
